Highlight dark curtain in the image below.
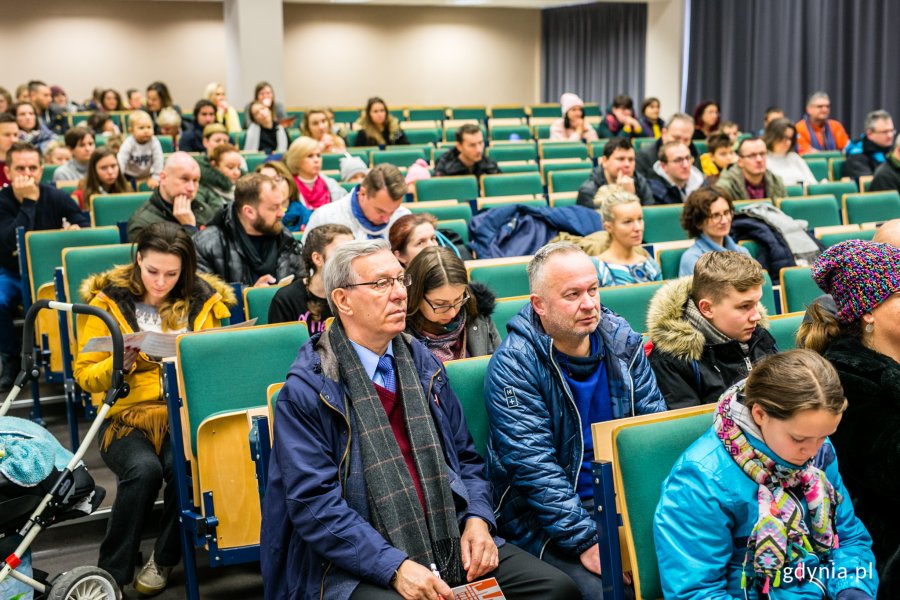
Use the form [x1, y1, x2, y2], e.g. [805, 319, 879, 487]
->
[542, 3, 647, 107]
[686, 0, 899, 137]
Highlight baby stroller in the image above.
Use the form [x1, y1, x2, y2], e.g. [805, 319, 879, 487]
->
[0, 299, 130, 599]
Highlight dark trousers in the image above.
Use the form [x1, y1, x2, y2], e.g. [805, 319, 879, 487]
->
[97, 421, 180, 586]
[349, 542, 580, 600]
[0, 267, 22, 355]
[541, 544, 607, 600]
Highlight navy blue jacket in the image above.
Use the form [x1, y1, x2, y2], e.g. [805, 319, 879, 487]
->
[0, 184, 89, 273]
[484, 304, 665, 557]
[260, 330, 497, 600]
[468, 204, 602, 259]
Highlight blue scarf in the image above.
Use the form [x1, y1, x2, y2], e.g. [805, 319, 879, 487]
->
[803, 114, 837, 151]
[349, 187, 388, 237]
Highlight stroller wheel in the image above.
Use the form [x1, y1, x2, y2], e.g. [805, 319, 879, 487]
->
[47, 566, 120, 600]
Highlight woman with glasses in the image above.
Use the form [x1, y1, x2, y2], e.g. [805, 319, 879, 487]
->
[763, 118, 818, 186]
[593, 185, 662, 286]
[679, 188, 749, 276]
[404, 246, 500, 362]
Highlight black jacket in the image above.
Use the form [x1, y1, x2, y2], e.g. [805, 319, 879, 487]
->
[267, 278, 330, 333]
[646, 277, 778, 409]
[178, 126, 206, 153]
[354, 127, 409, 147]
[193, 205, 303, 287]
[729, 213, 797, 280]
[575, 167, 655, 208]
[843, 136, 891, 181]
[823, 336, 900, 593]
[434, 148, 501, 178]
[871, 157, 900, 193]
[0, 184, 89, 273]
[635, 138, 700, 180]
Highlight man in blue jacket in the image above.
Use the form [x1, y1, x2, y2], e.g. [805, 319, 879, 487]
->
[260, 239, 578, 600]
[485, 241, 666, 599]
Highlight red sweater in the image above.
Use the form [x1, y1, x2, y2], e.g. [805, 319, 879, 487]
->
[375, 383, 426, 510]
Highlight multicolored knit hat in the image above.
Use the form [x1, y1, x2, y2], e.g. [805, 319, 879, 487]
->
[811, 239, 900, 323]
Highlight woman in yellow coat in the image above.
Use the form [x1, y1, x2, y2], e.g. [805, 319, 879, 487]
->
[73, 221, 234, 594]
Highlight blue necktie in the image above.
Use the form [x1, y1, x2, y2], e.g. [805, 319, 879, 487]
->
[376, 354, 396, 393]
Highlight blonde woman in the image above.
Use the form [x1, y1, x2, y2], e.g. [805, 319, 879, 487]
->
[593, 185, 661, 286]
[283, 136, 348, 216]
[203, 82, 242, 134]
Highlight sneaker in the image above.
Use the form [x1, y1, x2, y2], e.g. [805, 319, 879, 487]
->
[133, 552, 172, 596]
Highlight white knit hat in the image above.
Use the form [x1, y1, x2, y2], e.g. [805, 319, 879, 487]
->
[560, 93, 585, 117]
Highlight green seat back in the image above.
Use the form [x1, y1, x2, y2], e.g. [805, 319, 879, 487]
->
[551, 196, 578, 208]
[481, 173, 544, 198]
[829, 157, 846, 181]
[601, 282, 664, 333]
[41, 164, 60, 184]
[657, 247, 688, 280]
[548, 169, 592, 194]
[445, 356, 492, 457]
[803, 150, 843, 160]
[633, 137, 656, 150]
[541, 142, 589, 160]
[437, 219, 469, 244]
[533, 124, 552, 140]
[26, 227, 120, 294]
[844, 191, 900, 225]
[583, 103, 601, 117]
[780, 267, 819, 313]
[408, 202, 473, 224]
[177, 322, 310, 457]
[416, 176, 479, 202]
[804, 159, 829, 182]
[245, 285, 287, 325]
[767, 313, 803, 351]
[244, 153, 268, 172]
[490, 125, 533, 142]
[761, 272, 777, 316]
[486, 143, 538, 163]
[157, 135, 175, 153]
[91, 192, 152, 227]
[778, 195, 840, 229]
[443, 125, 487, 143]
[371, 148, 428, 168]
[542, 160, 593, 180]
[408, 107, 446, 122]
[496, 163, 540, 175]
[693, 140, 708, 155]
[331, 108, 362, 126]
[405, 128, 441, 145]
[807, 181, 858, 202]
[818, 228, 876, 247]
[529, 104, 561, 118]
[784, 184, 805, 197]
[490, 106, 527, 120]
[615, 413, 712, 599]
[62, 244, 134, 305]
[589, 140, 610, 158]
[322, 149, 370, 171]
[449, 106, 487, 121]
[491, 296, 529, 341]
[469, 263, 530, 298]
[739, 239, 760, 259]
[642, 204, 687, 243]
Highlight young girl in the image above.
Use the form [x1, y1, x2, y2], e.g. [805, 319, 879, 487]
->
[550, 93, 599, 142]
[73, 222, 234, 594]
[74, 146, 131, 210]
[593, 185, 662, 286]
[654, 349, 878, 599]
[117, 110, 164, 189]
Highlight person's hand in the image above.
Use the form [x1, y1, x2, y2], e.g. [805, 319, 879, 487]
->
[11, 175, 39, 203]
[122, 346, 140, 372]
[579, 543, 602, 576]
[320, 134, 334, 152]
[171, 195, 196, 227]
[614, 171, 636, 195]
[146, 178, 159, 190]
[624, 115, 642, 130]
[460, 518, 499, 582]
[253, 275, 276, 288]
[61, 218, 80, 231]
[392, 560, 452, 600]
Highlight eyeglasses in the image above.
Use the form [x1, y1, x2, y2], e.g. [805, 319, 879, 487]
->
[344, 274, 412, 293]
[667, 156, 693, 165]
[707, 209, 734, 222]
[872, 128, 896, 136]
[424, 291, 470, 314]
[740, 152, 767, 160]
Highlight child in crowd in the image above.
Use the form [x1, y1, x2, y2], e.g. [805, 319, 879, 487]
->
[720, 120, 740, 144]
[404, 158, 431, 195]
[700, 131, 738, 179]
[117, 110, 164, 190]
[339, 154, 368, 184]
[647, 250, 777, 408]
[156, 107, 182, 141]
[42, 139, 71, 166]
[655, 350, 879, 599]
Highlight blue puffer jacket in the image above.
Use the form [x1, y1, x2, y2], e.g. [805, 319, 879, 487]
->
[468, 204, 602, 259]
[655, 424, 879, 599]
[260, 330, 497, 600]
[485, 304, 666, 557]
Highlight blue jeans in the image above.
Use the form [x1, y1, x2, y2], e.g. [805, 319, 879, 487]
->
[0, 267, 23, 355]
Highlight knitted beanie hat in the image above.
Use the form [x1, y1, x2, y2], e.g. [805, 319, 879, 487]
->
[405, 159, 432, 184]
[339, 155, 369, 182]
[811, 239, 900, 323]
[560, 93, 585, 118]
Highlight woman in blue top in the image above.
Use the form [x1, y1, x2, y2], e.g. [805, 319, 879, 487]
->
[594, 185, 662, 286]
[654, 350, 879, 600]
[679, 187, 749, 276]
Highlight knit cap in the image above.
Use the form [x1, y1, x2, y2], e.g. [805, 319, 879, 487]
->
[560, 93, 585, 118]
[405, 159, 432, 184]
[811, 239, 900, 323]
[339, 155, 369, 182]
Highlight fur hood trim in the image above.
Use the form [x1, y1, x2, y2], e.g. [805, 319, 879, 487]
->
[469, 281, 497, 318]
[647, 276, 770, 361]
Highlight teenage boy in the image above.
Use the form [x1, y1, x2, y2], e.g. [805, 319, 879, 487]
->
[647, 250, 777, 408]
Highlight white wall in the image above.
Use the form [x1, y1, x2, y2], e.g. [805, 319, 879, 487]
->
[645, 0, 686, 119]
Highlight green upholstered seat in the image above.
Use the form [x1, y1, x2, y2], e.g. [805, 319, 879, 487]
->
[548, 169, 593, 194]
[469, 263, 530, 298]
[415, 176, 479, 202]
[600, 282, 664, 333]
[767, 313, 804, 351]
[656, 247, 689, 280]
[490, 296, 529, 342]
[642, 204, 687, 243]
[408, 201, 473, 224]
[779, 266, 820, 313]
[777, 195, 841, 229]
[90, 193, 152, 227]
[486, 143, 538, 163]
[481, 173, 544, 198]
[445, 356, 492, 457]
[842, 191, 900, 225]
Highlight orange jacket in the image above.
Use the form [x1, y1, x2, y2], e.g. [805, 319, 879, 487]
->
[795, 118, 850, 154]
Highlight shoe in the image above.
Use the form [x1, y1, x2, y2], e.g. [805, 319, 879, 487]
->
[133, 552, 172, 596]
[0, 353, 20, 393]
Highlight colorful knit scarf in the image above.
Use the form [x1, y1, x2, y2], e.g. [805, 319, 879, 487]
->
[714, 384, 842, 593]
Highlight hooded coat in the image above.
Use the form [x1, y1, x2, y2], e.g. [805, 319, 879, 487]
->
[73, 265, 234, 417]
[647, 277, 777, 409]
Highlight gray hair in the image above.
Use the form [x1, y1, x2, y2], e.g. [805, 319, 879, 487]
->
[806, 91, 829, 106]
[323, 238, 390, 313]
[864, 109, 892, 132]
[527, 241, 586, 295]
[667, 112, 695, 128]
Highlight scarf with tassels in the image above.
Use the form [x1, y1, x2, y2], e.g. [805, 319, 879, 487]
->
[328, 321, 465, 586]
[714, 383, 842, 594]
[101, 402, 169, 454]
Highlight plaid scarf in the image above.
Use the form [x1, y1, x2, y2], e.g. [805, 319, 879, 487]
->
[714, 383, 842, 593]
[328, 321, 464, 585]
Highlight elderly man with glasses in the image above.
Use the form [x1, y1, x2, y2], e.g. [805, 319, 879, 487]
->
[260, 238, 578, 600]
[714, 136, 787, 201]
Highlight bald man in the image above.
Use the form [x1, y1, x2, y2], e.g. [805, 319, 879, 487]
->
[127, 152, 225, 241]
